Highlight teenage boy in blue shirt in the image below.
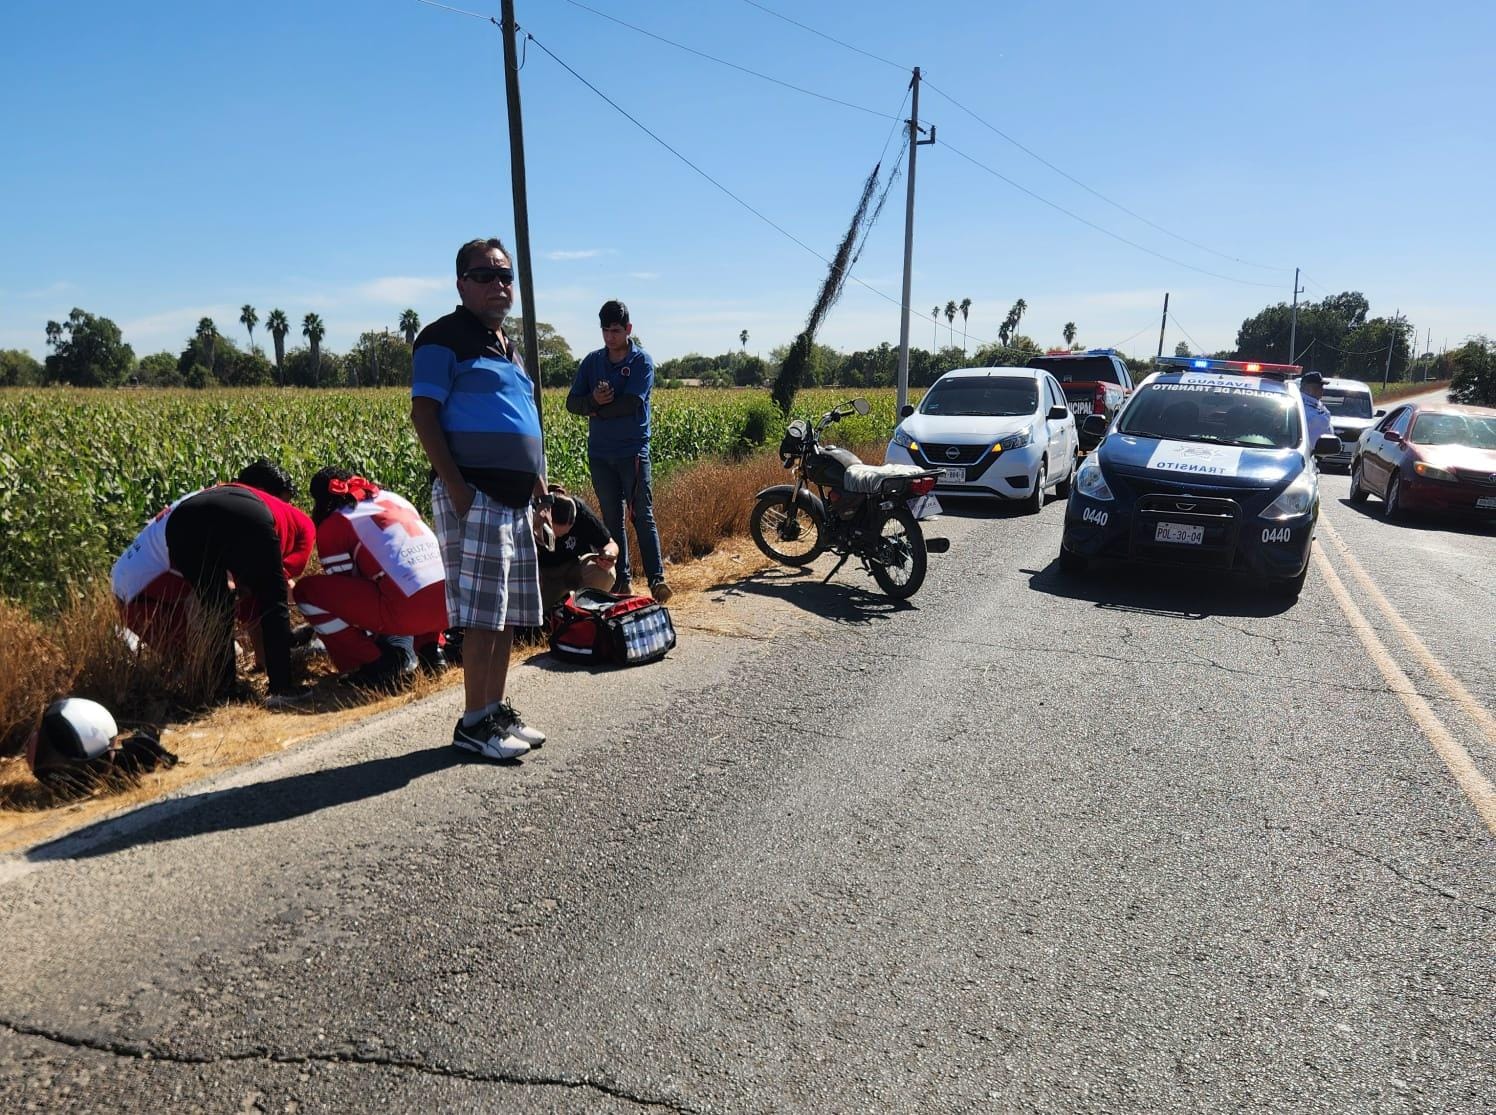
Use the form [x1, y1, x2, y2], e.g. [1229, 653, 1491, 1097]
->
[566, 300, 672, 603]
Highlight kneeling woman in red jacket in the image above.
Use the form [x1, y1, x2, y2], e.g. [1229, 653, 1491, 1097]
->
[294, 469, 448, 688]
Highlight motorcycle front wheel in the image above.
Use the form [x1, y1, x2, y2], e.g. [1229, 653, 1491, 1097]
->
[750, 494, 827, 566]
[867, 507, 927, 599]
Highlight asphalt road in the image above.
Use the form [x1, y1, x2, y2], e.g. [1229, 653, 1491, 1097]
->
[3, 395, 1492, 1113]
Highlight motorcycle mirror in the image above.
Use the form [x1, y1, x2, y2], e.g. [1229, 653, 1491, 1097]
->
[852, 398, 871, 416]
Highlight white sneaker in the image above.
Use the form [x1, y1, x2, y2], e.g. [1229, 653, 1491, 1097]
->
[494, 700, 546, 748]
[452, 715, 530, 761]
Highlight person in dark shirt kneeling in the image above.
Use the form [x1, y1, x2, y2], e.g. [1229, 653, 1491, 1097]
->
[538, 485, 619, 611]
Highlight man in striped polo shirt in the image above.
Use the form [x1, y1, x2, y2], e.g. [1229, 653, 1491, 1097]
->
[410, 237, 550, 761]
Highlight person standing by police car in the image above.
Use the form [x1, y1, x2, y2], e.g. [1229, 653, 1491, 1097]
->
[1300, 371, 1334, 449]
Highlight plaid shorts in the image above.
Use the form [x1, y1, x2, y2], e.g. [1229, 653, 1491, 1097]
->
[432, 478, 541, 631]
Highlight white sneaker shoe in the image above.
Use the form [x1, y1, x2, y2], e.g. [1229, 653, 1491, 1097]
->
[494, 700, 546, 748]
[452, 715, 530, 761]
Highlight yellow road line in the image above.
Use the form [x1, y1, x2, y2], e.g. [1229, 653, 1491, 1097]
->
[1318, 516, 1496, 756]
[1313, 547, 1496, 834]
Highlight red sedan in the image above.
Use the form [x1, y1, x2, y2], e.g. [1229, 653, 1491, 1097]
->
[1350, 401, 1496, 521]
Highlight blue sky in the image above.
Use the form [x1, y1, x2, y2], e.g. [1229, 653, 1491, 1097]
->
[2, 0, 1491, 366]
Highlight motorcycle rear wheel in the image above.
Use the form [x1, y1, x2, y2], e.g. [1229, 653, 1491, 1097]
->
[750, 495, 827, 566]
[868, 507, 927, 599]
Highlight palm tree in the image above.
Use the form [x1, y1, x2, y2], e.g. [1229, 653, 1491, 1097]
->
[195, 317, 218, 374]
[740, 328, 749, 353]
[959, 298, 972, 356]
[399, 308, 420, 346]
[302, 312, 325, 387]
[240, 304, 258, 352]
[932, 306, 940, 351]
[266, 309, 289, 385]
[944, 301, 957, 349]
[1012, 298, 1028, 341]
[1063, 321, 1077, 347]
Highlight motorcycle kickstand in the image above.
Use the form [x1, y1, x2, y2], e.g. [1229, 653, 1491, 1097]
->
[821, 553, 850, 584]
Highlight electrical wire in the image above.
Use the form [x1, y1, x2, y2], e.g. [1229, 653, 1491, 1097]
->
[922, 78, 1289, 275]
[413, 0, 494, 22]
[558, 0, 902, 121]
[1109, 322, 1156, 350]
[734, 0, 1291, 280]
[939, 139, 1282, 289]
[736, 0, 908, 73]
[521, 30, 995, 344]
[1166, 312, 1211, 357]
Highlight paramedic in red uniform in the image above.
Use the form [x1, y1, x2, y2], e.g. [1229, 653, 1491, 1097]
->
[110, 461, 314, 708]
[293, 469, 448, 689]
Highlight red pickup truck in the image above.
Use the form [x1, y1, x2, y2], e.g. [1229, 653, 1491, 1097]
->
[1025, 349, 1135, 448]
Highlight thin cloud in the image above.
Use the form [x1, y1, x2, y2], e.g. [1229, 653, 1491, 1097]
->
[23, 280, 76, 299]
[356, 276, 448, 304]
[545, 249, 606, 261]
[627, 272, 661, 281]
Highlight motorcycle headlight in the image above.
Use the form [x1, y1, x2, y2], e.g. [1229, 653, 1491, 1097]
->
[997, 429, 1032, 452]
[1413, 461, 1456, 482]
[1262, 469, 1316, 520]
[1074, 456, 1113, 501]
[892, 427, 918, 451]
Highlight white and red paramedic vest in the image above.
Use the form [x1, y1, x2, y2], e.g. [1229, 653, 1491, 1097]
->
[317, 492, 444, 597]
[110, 489, 204, 603]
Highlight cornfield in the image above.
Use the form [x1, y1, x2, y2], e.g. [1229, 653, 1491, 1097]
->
[0, 386, 907, 614]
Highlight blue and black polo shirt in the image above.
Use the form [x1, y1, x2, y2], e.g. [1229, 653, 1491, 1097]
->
[412, 305, 544, 507]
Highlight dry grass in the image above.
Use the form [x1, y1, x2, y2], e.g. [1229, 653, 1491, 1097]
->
[1373, 378, 1451, 403]
[0, 441, 887, 844]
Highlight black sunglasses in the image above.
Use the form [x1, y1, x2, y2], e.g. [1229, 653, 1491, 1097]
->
[462, 266, 514, 285]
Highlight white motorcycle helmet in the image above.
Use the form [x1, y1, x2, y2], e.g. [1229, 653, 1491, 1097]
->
[26, 697, 118, 776]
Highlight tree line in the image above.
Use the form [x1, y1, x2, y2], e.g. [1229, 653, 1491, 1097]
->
[5, 292, 1490, 404]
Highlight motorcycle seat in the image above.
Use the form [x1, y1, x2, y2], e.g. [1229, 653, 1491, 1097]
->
[841, 463, 927, 494]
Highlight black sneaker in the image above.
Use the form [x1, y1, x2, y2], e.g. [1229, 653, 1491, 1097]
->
[451, 715, 530, 761]
[346, 652, 416, 694]
[493, 699, 546, 748]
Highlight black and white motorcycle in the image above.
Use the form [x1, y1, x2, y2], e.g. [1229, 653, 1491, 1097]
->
[749, 398, 950, 600]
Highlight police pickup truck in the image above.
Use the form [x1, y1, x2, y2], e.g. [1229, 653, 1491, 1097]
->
[1027, 348, 1134, 448]
[1058, 357, 1342, 598]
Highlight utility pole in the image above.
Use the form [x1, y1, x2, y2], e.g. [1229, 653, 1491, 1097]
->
[1288, 267, 1304, 364]
[501, 0, 544, 426]
[896, 67, 935, 416]
[1156, 291, 1169, 359]
[1382, 308, 1401, 390]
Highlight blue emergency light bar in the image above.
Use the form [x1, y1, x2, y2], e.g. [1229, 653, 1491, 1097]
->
[1155, 356, 1302, 378]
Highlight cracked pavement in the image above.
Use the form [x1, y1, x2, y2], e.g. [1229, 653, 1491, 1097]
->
[1, 459, 1492, 1113]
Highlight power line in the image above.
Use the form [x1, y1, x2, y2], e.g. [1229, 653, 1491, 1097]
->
[413, 0, 494, 22]
[559, 0, 902, 122]
[1167, 312, 1210, 356]
[1110, 322, 1156, 350]
[939, 139, 1283, 289]
[521, 31, 989, 343]
[737, 0, 908, 73]
[920, 78, 1289, 275]
[735, 0, 1289, 280]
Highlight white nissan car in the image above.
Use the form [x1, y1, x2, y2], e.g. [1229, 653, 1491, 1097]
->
[885, 367, 1078, 512]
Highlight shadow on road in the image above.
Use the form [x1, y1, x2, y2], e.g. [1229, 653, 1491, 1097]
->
[1023, 559, 1299, 619]
[27, 744, 463, 863]
[708, 566, 913, 625]
[934, 497, 1036, 521]
[1334, 497, 1496, 537]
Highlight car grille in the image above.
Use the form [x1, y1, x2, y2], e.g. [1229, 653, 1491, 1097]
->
[1114, 473, 1274, 501]
[919, 442, 988, 466]
[1453, 468, 1496, 487]
[1131, 493, 1243, 568]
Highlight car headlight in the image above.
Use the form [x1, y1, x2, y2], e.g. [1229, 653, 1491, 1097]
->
[1074, 456, 1113, 501]
[997, 429, 1032, 452]
[1262, 469, 1316, 520]
[1413, 461, 1456, 482]
[891, 427, 918, 452]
